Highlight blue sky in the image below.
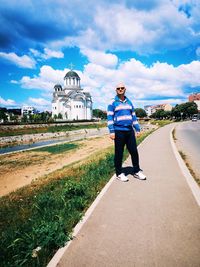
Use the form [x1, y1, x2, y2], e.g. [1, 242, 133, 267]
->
[0, 0, 200, 111]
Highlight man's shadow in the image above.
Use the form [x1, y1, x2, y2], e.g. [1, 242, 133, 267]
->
[122, 166, 147, 180]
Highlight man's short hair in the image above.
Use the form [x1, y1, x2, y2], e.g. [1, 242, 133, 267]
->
[116, 82, 126, 89]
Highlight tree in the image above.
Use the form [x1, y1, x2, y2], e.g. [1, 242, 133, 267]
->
[135, 108, 147, 118]
[32, 114, 41, 123]
[171, 102, 198, 120]
[9, 114, 18, 123]
[21, 114, 28, 123]
[151, 109, 171, 119]
[0, 109, 8, 122]
[40, 111, 52, 122]
[57, 113, 63, 119]
[93, 109, 107, 120]
[186, 102, 198, 117]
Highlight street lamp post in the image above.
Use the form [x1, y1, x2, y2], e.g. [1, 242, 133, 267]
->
[181, 112, 183, 121]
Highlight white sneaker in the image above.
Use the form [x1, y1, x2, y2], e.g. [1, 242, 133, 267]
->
[116, 173, 129, 182]
[134, 171, 146, 180]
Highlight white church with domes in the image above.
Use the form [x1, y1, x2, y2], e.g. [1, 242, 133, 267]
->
[52, 70, 93, 120]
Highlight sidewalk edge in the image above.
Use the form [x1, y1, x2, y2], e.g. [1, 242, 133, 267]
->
[170, 126, 200, 206]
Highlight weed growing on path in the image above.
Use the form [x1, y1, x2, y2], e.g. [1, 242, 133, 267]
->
[172, 128, 177, 141]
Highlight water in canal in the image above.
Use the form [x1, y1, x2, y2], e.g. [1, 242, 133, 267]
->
[0, 128, 108, 155]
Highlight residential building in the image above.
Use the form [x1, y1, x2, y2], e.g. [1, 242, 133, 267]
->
[144, 103, 172, 116]
[188, 93, 200, 112]
[21, 106, 37, 116]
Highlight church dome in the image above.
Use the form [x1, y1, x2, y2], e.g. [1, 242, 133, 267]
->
[64, 70, 80, 79]
[54, 84, 62, 88]
[64, 70, 81, 89]
[54, 84, 62, 91]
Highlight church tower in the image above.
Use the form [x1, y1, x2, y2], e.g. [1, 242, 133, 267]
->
[64, 70, 81, 89]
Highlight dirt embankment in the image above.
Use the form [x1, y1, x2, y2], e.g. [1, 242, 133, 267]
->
[0, 135, 113, 197]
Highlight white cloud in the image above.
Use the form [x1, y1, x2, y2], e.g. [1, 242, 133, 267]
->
[0, 52, 36, 68]
[19, 65, 67, 91]
[42, 48, 64, 59]
[0, 96, 16, 106]
[27, 97, 51, 111]
[81, 59, 200, 108]
[49, 1, 200, 55]
[15, 58, 200, 110]
[80, 48, 118, 68]
[30, 48, 64, 60]
[10, 80, 18, 84]
[92, 3, 197, 53]
[29, 49, 41, 58]
[196, 47, 200, 57]
[28, 97, 50, 106]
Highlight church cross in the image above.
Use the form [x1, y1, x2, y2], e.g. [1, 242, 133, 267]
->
[69, 63, 75, 70]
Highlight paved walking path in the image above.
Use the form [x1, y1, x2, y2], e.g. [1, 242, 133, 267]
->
[48, 123, 200, 267]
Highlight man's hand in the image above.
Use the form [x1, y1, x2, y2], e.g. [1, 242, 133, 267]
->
[109, 133, 115, 140]
[136, 131, 141, 138]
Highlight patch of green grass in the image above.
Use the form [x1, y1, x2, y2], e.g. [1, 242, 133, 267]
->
[150, 119, 173, 127]
[0, 131, 152, 267]
[0, 123, 107, 137]
[31, 143, 79, 154]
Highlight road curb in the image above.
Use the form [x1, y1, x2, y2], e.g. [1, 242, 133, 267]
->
[170, 126, 200, 206]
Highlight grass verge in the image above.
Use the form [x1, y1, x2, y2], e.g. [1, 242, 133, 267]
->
[150, 119, 173, 127]
[0, 131, 152, 267]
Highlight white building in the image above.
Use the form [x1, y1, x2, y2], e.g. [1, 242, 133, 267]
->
[21, 106, 37, 116]
[52, 70, 92, 120]
[144, 105, 152, 117]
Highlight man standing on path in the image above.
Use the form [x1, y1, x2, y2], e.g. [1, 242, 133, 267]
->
[107, 82, 146, 182]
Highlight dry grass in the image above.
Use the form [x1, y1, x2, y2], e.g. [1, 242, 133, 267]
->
[172, 128, 177, 141]
[179, 150, 200, 186]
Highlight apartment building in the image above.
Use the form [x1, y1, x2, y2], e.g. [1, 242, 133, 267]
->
[189, 93, 200, 111]
[144, 103, 172, 116]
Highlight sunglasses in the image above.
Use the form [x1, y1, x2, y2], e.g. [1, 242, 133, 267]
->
[116, 87, 125, 90]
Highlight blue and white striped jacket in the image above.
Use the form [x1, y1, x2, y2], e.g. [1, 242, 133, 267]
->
[107, 95, 140, 133]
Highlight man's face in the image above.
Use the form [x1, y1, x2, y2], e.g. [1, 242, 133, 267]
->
[116, 85, 126, 96]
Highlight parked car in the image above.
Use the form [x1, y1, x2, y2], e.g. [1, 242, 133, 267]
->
[191, 114, 198, 122]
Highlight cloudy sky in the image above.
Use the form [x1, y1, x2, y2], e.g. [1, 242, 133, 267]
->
[0, 0, 200, 111]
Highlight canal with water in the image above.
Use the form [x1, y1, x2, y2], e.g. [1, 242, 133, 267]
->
[0, 128, 108, 155]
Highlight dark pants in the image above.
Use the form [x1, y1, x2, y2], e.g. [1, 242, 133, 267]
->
[114, 130, 140, 176]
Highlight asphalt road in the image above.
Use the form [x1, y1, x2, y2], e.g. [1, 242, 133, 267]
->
[175, 120, 200, 182]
